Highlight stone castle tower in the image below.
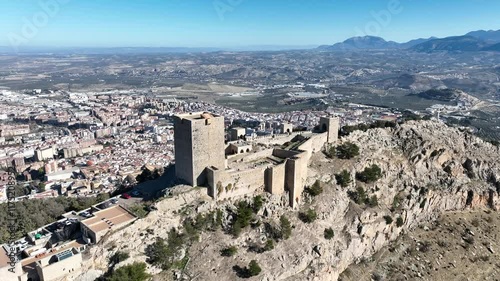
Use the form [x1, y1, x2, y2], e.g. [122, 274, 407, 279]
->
[319, 116, 340, 144]
[174, 112, 226, 186]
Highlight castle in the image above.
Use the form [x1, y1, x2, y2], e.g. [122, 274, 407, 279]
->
[174, 112, 339, 207]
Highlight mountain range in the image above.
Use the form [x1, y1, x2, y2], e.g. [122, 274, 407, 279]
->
[319, 29, 500, 52]
[1, 29, 499, 54]
[317, 36, 436, 50]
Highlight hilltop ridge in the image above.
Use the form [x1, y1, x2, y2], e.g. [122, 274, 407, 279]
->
[70, 120, 500, 281]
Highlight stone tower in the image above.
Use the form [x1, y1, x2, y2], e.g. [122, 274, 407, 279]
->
[174, 112, 226, 186]
[319, 116, 340, 144]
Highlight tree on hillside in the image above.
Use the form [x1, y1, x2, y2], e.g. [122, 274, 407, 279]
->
[335, 142, 360, 159]
[145, 230, 185, 270]
[356, 164, 383, 183]
[299, 208, 317, 223]
[335, 170, 352, 187]
[247, 260, 262, 277]
[306, 180, 323, 196]
[107, 262, 151, 281]
[279, 216, 292, 240]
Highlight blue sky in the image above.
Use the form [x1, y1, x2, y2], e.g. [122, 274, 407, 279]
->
[1, 0, 500, 48]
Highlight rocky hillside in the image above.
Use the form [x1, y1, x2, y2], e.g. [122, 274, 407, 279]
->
[73, 121, 500, 281]
[339, 210, 500, 281]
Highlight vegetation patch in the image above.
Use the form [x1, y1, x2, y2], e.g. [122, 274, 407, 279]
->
[231, 201, 255, 237]
[0, 194, 110, 243]
[145, 229, 186, 270]
[335, 170, 352, 187]
[306, 180, 323, 196]
[383, 215, 393, 224]
[324, 228, 334, 239]
[396, 217, 404, 227]
[233, 260, 262, 278]
[328, 142, 360, 159]
[220, 246, 238, 257]
[105, 262, 151, 281]
[299, 208, 318, 223]
[279, 216, 292, 239]
[356, 164, 383, 183]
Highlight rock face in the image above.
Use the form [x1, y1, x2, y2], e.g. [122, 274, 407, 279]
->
[340, 210, 500, 281]
[73, 121, 500, 281]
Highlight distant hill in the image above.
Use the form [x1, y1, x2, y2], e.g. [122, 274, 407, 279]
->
[318, 36, 435, 50]
[466, 29, 500, 44]
[373, 74, 445, 92]
[412, 88, 459, 102]
[319, 29, 500, 52]
[399, 37, 436, 49]
[410, 36, 490, 52]
[318, 36, 399, 50]
[482, 42, 500, 51]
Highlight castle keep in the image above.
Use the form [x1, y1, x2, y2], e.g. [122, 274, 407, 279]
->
[174, 112, 339, 207]
[174, 112, 226, 186]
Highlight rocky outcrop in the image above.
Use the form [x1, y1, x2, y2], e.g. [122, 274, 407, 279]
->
[73, 121, 499, 281]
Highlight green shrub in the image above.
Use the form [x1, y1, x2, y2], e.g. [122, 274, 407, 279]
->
[248, 260, 262, 277]
[367, 195, 378, 207]
[306, 180, 323, 196]
[252, 196, 263, 213]
[327, 145, 336, 158]
[279, 216, 292, 239]
[347, 186, 367, 205]
[383, 215, 393, 224]
[220, 246, 238, 257]
[215, 209, 223, 230]
[182, 218, 200, 242]
[232, 222, 242, 237]
[107, 262, 151, 281]
[231, 201, 254, 237]
[299, 208, 317, 223]
[263, 239, 275, 252]
[335, 142, 360, 159]
[110, 251, 129, 264]
[396, 217, 404, 227]
[335, 170, 352, 187]
[145, 229, 186, 270]
[324, 228, 334, 240]
[129, 204, 148, 219]
[356, 164, 383, 183]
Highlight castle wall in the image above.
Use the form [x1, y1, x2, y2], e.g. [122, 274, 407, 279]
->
[297, 133, 328, 160]
[207, 166, 266, 200]
[272, 148, 302, 159]
[226, 148, 274, 163]
[253, 132, 308, 146]
[265, 161, 286, 195]
[174, 117, 194, 185]
[285, 151, 308, 208]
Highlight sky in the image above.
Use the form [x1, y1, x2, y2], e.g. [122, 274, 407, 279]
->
[1, 0, 500, 48]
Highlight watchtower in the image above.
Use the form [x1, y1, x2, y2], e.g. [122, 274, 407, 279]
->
[319, 116, 340, 144]
[174, 112, 225, 186]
